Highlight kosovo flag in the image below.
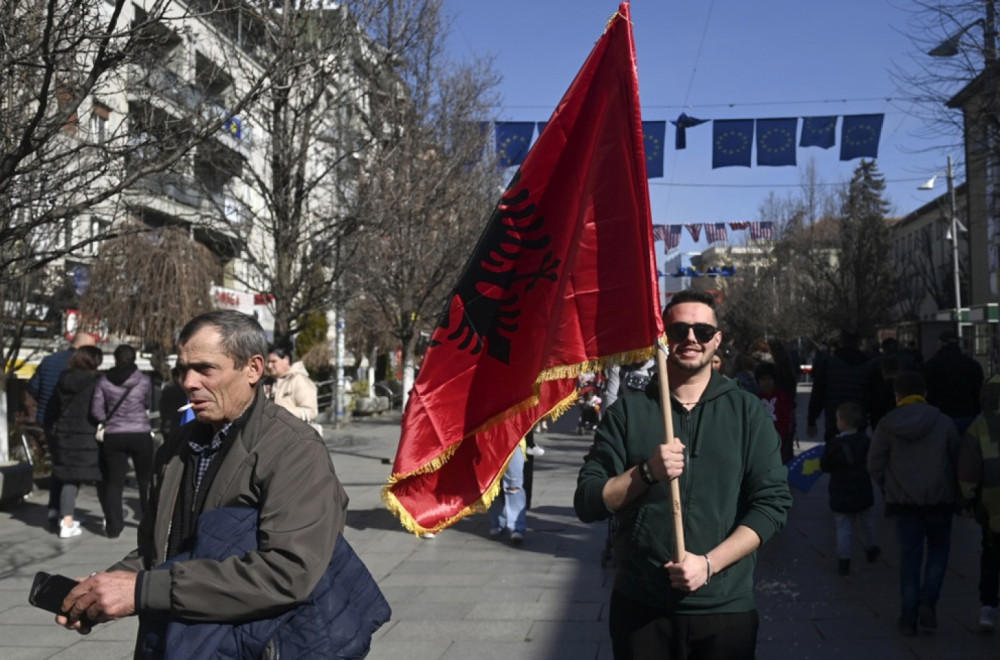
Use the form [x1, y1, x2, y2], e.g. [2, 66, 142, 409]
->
[495, 122, 535, 167]
[800, 116, 837, 149]
[223, 116, 242, 140]
[712, 120, 753, 168]
[755, 118, 797, 167]
[839, 114, 883, 161]
[786, 444, 826, 493]
[643, 121, 666, 178]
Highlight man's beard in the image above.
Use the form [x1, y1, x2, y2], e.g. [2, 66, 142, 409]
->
[668, 346, 714, 373]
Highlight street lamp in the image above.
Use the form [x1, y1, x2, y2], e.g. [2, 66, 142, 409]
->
[929, 18, 987, 58]
[928, 12, 996, 65]
[918, 155, 965, 337]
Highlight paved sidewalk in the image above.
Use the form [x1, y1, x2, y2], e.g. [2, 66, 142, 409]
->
[1, 392, 999, 659]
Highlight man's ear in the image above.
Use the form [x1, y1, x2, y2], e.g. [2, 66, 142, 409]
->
[247, 355, 266, 386]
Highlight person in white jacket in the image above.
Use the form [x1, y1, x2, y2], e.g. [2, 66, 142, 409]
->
[266, 345, 318, 423]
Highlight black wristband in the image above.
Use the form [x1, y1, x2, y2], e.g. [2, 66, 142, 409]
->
[638, 459, 658, 485]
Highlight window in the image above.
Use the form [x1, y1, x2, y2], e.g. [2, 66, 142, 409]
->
[56, 83, 79, 133]
[90, 101, 110, 143]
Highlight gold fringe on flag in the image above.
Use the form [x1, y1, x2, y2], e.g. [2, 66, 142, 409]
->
[382, 341, 663, 536]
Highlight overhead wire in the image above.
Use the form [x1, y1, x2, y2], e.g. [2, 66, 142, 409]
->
[663, 0, 717, 217]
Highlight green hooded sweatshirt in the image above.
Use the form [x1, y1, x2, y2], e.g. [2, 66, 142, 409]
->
[574, 370, 791, 614]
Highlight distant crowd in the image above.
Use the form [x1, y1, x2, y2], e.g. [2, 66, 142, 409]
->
[768, 328, 998, 638]
[576, 325, 1000, 639]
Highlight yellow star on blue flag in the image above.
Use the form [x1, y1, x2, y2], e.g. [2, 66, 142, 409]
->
[800, 116, 837, 149]
[642, 121, 665, 178]
[712, 119, 754, 168]
[755, 118, 796, 167]
[495, 122, 535, 168]
[839, 114, 883, 161]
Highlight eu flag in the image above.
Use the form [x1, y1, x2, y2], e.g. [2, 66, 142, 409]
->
[839, 114, 883, 161]
[755, 118, 797, 167]
[786, 444, 825, 493]
[643, 120, 666, 178]
[799, 116, 837, 149]
[712, 119, 753, 168]
[495, 122, 535, 168]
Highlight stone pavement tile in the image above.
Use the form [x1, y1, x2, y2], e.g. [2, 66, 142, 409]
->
[900, 631, 1000, 660]
[0, 605, 61, 625]
[45, 640, 134, 660]
[390, 558, 538, 575]
[537, 585, 609, 603]
[757, 637, 917, 660]
[349, 553, 404, 581]
[2, 648, 63, 660]
[379, 570, 492, 588]
[526, 620, 611, 643]
[377, 584, 423, 604]
[935, 601, 988, 634]
[82, 618, 139, 642]
[760, 592, 879, 622]
[757, 618, 823, 645]
[0, 623, 60, 646]
[0, 574, 39, 592]
[441, 640, 601, 660]
[385, 600, 471, 621]
[492, 570, 601, 589]
[0, 589, 31, 613]
[465, 601, 603, 622]
[365, 638, 451, 660]
[814, 614, 903, 640]
[418, 585, 545, 603]
[379, 619, 532, 643]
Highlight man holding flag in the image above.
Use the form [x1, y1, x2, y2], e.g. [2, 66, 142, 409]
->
[575, 290, 791, 659]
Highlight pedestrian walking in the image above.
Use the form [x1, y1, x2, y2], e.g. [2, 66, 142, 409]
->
[49, 346, 104, 538]
[820, 401, 879, 576]
[958, 374, 1000, 633]
[91, 344, 153, 538]
[869, 370, 961, 636]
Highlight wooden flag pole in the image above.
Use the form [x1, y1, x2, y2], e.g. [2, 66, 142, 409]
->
[655, 341, 686, 561]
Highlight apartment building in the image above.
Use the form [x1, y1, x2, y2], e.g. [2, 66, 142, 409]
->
[18, 0, 379, 347]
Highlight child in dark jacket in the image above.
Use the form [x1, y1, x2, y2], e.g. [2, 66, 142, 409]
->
[820, 401, 880, 575]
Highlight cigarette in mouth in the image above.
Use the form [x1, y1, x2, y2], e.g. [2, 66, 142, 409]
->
[178, 403, 194, 412]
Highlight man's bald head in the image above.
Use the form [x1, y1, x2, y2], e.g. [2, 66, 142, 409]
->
[71, 333, 96, 349]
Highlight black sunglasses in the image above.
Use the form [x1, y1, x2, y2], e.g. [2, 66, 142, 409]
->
[666, 322, 719, 344]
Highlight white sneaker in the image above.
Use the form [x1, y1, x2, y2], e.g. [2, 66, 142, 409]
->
[419, 532, 436, 539]
[59, 521, 82, 539]
[978, 605, 999, 632]
[510, 531, 524, 545]
[525, 445, 545, 457]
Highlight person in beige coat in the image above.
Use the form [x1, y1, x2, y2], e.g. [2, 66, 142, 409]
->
[266, 345, 318, 423]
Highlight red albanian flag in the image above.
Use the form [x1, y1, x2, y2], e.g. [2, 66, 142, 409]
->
[383, 2, 663, 535]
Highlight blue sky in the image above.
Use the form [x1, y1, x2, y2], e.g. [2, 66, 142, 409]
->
[443, 0, 965, 257]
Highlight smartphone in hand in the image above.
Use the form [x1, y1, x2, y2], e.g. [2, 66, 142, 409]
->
[28, 572, 95, 627]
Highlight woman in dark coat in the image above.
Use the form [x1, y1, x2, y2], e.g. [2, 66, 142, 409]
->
[50, 345, 103, 538]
